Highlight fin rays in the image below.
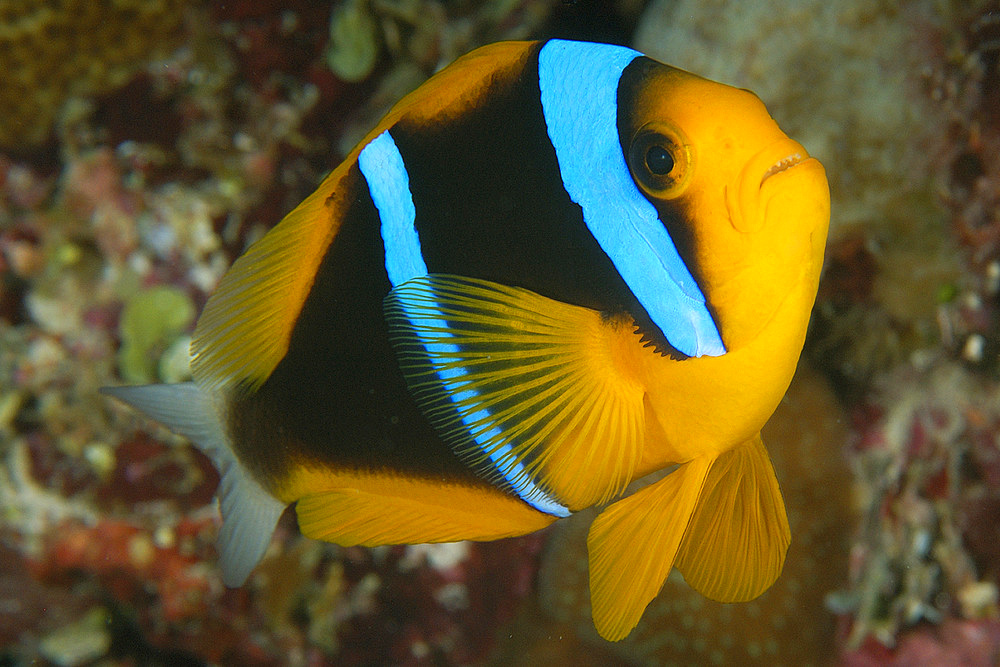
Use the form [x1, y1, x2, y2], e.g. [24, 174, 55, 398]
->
[101, 383, 286, 586]
[191, 178, 344, 393]
[587, 456, 711, 641]
[586, 435, 790, 641]
[385, 275, 645, 511]
[675, 434, 791, 602]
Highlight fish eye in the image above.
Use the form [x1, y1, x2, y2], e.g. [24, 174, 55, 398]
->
[645, 145, 674, 175]
[627, 123, 692, 199]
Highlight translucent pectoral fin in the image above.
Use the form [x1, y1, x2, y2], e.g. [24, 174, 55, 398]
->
[384, 274, 645, 512]
[675, 434, 791, 602]
[586, 456, 712, 641]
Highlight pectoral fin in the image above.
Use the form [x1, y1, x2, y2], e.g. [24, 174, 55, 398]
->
[586, 456, 712, 641]
[675, 433, 791, 602]
[384, 274, 645, 512]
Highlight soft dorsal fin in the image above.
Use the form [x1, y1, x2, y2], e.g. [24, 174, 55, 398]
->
[101, 383, 286, 586]
[384, 274, 645, 512]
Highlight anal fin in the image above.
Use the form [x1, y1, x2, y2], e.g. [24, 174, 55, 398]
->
[295, 477, 556, 546]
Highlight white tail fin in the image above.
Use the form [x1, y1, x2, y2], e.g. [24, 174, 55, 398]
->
[102, 383, 286, 586]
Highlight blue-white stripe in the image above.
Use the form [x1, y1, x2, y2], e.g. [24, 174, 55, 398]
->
[358, 130, 570, 518]
[537, 39, 725, 358]
[358, 130, 425, 286]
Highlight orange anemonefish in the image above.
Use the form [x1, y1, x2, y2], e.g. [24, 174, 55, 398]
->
[104, 39, 830, 641]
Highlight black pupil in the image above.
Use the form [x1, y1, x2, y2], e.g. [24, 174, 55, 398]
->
[645, 145, 674, 175]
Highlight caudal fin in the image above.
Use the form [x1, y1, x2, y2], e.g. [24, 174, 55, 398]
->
[102, 383, 286, 586]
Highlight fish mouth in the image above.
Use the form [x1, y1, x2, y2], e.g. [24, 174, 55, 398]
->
[760, 151, 808, 186]
[726, 138, 816, 233]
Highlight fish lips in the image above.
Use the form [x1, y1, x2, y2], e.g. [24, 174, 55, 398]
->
[710, 138, 830, 351]
[727, 137, 825, 235]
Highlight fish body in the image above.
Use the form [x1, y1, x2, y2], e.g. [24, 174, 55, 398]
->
[104, 39, 830, 641]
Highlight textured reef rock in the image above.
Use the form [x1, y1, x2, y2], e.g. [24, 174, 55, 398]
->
[0, 0, 195, 149]
[839, 363, 1000, 662]
[4, 0, 1000, 664]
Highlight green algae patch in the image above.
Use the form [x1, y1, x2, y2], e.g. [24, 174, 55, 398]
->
[118, 286, 195, 383]
[324, 0, 380, 82]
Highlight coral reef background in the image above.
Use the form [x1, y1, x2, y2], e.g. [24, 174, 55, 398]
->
[2, 0, 1000, 664]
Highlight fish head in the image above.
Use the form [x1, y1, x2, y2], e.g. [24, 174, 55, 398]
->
[620, 62, 830, 353]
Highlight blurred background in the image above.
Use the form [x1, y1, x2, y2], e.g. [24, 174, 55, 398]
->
[1, 1, 999, 664]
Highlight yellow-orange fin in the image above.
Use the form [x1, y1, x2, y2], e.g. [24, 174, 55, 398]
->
[296, 483, 555, 546]
[675, 434, 791, 602]
[384, 274, 644, 512]
[586, 456, 712, 641]
[190, 174, 349, 393]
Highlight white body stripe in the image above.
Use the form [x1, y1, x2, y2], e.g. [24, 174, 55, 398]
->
[400, 284, 571, 518]
[538, 39, 725, 358]
[358, 130, 570, 518]
[358, 130, 427, 285]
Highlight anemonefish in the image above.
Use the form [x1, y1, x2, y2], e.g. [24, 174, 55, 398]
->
[104, 39, 830, 641]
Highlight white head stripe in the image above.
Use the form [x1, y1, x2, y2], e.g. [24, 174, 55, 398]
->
[358, 130, 570, 517]
[538, 39, 725, 357]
